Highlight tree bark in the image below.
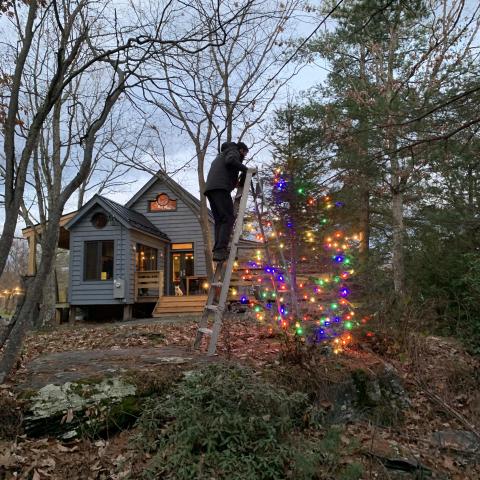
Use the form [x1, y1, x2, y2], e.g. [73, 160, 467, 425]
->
[197, 159, 214, 279]
[37, 255, 58, 328]
[77, 181, 87, 209]
[289, 228, 300, 319]
[391, 187, 405, 297]
[358, 184, 370, 265]
[0, 211, 61, 382]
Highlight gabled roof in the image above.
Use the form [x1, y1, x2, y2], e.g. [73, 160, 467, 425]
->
[125, 170, 213, 220]
[65, 194, 170, 241]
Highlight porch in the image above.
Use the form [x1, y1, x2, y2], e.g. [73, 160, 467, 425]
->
[134, 270, 209, 301]
[134, 270, 208, 316]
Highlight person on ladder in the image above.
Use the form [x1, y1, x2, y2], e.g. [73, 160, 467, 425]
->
[204, 141, 251, 262]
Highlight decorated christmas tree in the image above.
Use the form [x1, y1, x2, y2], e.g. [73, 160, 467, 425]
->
[231, 106, 366, 352]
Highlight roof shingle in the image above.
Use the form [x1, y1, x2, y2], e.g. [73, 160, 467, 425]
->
[99, 196, 170, 240]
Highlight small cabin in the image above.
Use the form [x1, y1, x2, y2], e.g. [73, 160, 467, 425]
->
[22, 171, 214, 321]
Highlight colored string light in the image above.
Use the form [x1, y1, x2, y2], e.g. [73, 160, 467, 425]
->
[233, 166, 367, 352]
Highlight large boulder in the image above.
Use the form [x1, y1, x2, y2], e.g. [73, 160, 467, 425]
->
[23, 376, 139, 439]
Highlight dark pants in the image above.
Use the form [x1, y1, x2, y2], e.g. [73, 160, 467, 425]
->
[205, 189, 234, 252]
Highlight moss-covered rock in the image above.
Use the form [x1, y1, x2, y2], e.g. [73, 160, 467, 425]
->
[24, 376, 138, 439]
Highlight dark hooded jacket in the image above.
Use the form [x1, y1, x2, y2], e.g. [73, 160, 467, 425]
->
[203, 142, 248, 194]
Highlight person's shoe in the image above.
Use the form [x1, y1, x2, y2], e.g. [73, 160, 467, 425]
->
[213, 248, 228, 262]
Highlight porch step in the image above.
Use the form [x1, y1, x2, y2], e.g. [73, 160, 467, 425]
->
[152, 295, 208, 317]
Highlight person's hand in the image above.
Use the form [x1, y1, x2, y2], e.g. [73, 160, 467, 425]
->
[248, 167, 258, 176]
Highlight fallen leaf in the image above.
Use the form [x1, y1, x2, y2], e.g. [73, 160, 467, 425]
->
[39, 457, 56, 468]
[57, 444, 78, 453]
[0, 453, 16, 468]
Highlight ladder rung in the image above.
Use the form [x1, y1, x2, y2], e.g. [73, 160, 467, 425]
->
[211, 282, 223, 287]
[198, 328, 212, 336]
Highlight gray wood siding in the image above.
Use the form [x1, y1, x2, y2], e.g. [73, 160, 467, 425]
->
[69, 206, 131, 305]
[129, 230, 168, 301]
[130, 180, 212, 276]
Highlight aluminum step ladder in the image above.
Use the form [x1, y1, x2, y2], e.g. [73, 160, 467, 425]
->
[194, 168, 256, 355]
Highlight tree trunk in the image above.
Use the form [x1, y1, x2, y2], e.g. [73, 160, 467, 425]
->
[0, 211, 61, 382]
[358, 44, 370, 266]
[199, 194, 214, 280]
[77, 182, 86, 209]
[0, 204, 23, 278]
[358, 185, 370, 266]
[289, 229, 300, 319]
[197, 154, 214, 279]
[37, 258, 58, 328]
[391, 187, 405, 297]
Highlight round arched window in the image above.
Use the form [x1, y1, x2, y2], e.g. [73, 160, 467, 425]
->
[91, 212, 108, 229]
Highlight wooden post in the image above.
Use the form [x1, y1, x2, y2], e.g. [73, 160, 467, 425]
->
[134, 271, 138, 302]
[27, 231, 37, 276]
[123, 304, 132, 321]
[68, 306, 77, 323]
[158, 271, 164, 298]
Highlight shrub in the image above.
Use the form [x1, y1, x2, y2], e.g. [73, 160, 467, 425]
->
[135, 363, 309, 479]
[134, 363, 364, 480]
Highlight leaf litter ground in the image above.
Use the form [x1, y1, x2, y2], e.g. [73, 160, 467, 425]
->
[1, 316, 479, 479]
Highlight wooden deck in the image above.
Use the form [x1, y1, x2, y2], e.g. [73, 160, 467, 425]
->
[153, 295, 207, 317]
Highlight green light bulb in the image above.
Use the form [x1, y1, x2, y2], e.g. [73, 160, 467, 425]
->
[345, 321, 353, 330]
[331, 303, 338, 309]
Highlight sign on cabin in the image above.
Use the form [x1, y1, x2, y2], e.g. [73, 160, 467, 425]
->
[148, 193, 177, 212]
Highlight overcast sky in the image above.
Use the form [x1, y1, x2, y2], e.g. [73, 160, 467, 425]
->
[0, 1, 331, 236]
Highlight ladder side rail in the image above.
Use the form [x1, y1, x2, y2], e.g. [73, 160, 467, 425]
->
[194, 170, 253, 353]
[206, 170, 254, 355]
[214, 169, 254, 310]
[194, 254, 227, 348]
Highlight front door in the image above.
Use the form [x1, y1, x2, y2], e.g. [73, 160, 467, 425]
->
[172, 251, 194, 295]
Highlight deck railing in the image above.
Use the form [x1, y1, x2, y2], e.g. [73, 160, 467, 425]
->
[134, 270, 164, 301]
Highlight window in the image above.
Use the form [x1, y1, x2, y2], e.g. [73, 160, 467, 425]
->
[84, 240, 114, 281]
[91, 212, 108, 229]
[136, 244, 158, 271]
[172, 242, 193, 250]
